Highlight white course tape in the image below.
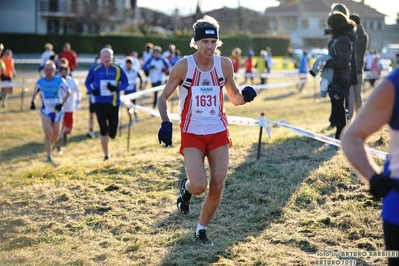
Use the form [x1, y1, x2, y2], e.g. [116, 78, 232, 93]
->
[121, 84, 165, 103]
[260, 116, 388, 160]
[0, 81, 19, 88]
[247, 81, 300, 90]
[122, 86, 386, 160]
[127, 103, 271, 137]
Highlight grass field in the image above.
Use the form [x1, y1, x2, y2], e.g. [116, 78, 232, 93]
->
[0, 69, 390, 266]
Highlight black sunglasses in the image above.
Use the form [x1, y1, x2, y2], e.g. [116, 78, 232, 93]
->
[59, 67, 68, 71]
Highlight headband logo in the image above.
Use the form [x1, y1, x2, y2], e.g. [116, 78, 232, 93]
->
[194, 27, 218, 41]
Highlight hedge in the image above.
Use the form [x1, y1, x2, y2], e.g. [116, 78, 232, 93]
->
[0, 33, 291, 57]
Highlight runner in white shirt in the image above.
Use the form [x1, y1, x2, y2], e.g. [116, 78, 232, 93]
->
[157, 15, 257, 245]
[58, 64, 81, 145]
[123, 56, 143, 123]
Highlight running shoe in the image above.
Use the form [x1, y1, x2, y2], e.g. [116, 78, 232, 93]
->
[177, 178, 191, 215]
[195, 229, 213, 245]
[56, 145, 63, 154]
[87, 131, 96, 139]
[104, 155, 109, 161]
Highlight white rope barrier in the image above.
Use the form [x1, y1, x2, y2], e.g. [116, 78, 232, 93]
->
[260, 116, 388, 160]
[3, 69, 390, 160]
[121, 85, 387, 160]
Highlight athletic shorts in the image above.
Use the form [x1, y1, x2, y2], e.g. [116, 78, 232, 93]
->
[95, 103, 119, 138]
[0, 75, 11, 82]
[180, 129, 232, 156]
[63, 112, 74, 132]
[1, 76, 13, 93]
[89, 102, 96, 113]
[41, 110, 64, 123]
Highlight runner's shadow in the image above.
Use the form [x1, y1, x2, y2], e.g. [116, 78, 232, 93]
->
[157, 134, 340, 265]
[0, 141, 43, 163]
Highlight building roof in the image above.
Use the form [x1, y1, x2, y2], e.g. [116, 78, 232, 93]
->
[266, 0, 386, 19]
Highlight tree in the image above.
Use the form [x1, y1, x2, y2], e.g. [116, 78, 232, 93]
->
[73, 0, 132, 34]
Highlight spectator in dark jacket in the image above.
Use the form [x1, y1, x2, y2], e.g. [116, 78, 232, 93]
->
[327, 3, 358, 128]
[324, 11, 357, 142]
[348, 13, 369, 120]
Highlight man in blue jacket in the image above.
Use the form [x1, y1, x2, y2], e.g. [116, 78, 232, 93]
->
[85, 48, 129, 160]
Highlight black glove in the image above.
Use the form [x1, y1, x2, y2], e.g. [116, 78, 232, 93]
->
[324, 28, 332, 35]
[158, 121, 172, 147]
[369, 174, 399, 199]
[91, 88, 100, 96]
[107, 83, 118, 92]
[55, 104, 63, 112]
[242, 86, 257, 102]
[30, 101, 35, 110]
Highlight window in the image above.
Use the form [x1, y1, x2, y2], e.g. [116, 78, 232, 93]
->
[301, 19, 309, 29]
[319, 18, 326, 28]
[47, 20, 60, 34]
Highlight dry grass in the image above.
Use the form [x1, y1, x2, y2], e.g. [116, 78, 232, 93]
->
[0, 69, 389, 266]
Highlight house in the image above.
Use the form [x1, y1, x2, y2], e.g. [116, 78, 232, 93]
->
[264, 0, 399, 51]
[0, 0, 138, 34]
[0, 0, 397, 53]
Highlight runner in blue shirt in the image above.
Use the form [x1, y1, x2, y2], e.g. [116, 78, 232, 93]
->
[342, 68, 399, 265]
[85, 48, 129, 160]
[30, 60, 71, 163]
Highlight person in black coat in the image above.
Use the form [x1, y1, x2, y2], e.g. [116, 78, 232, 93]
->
[327, 3, 358, 128]
[324, 11, 357, 141]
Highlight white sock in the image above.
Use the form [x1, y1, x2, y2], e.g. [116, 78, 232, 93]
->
[196, 224, 207, 236]
[185, 181, 190, 193]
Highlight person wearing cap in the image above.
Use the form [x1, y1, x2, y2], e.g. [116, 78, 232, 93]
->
[39, 43, 55, 74]
[122, 56, 143, 123]
[326, 3, 358, 127]
[57, 63, 81, 145]
[323, 11, 357, 145]
[142, 45, 171, 109]
[157, 15, 257, 245]
[84, 47, 129, 160]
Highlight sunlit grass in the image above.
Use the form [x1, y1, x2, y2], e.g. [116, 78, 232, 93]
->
[0, 70, 389, 265]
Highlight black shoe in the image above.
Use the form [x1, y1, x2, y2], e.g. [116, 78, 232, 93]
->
[104, 155, 109, 161]
[195, 229, 213, 245]
[177, 178, 191, 215]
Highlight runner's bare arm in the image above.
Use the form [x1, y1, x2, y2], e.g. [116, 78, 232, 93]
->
[158, 58, 188, 122]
